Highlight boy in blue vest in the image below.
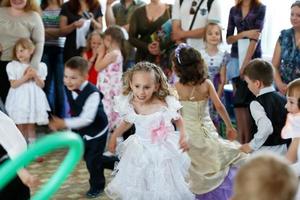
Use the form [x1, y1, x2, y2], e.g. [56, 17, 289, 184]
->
[49, 56, 109, 198]
[240, 58, 289, 155]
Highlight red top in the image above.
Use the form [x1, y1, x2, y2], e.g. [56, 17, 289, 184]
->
[85, 50, 98, 85]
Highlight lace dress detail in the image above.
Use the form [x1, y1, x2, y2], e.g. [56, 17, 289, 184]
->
[105, 95, 194, 200]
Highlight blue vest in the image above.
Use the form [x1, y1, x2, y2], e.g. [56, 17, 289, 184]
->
[66, 83, 108, 138]
[251, 91, 289, 146]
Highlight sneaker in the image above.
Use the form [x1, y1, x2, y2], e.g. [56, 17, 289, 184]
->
[103, 151, 115, 157]
[85, 189, 103, 198]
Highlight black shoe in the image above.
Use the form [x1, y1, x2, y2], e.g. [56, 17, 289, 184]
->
[85, 189, 103, 198]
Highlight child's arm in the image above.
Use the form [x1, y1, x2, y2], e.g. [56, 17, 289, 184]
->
[17, 168, 40, 188]
[240, 101, 273, 153]
[207, 79, 237, 140]
[286, 138, 299, 163]
[108, 121, 133, 153]
[9, 66, 32, 88]
[94, 49, 116, 72]
[49, 92, 101, 130]
[174, 116, 189, 151]
[29, 67, 45, 88]
[217, 65, 226, 98]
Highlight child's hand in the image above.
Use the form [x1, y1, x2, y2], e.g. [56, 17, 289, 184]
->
[226, 127, 237, 141]
[49, 116, 66, 131]
[108, 134, 117, 154]
[239, 143, 253, 153]
[148, 41, 160, 55]
[18, 169, 40, 188]
[179, 135, 189, 152]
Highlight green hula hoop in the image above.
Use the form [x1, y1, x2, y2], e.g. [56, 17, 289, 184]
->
[0, 132, 84, 200]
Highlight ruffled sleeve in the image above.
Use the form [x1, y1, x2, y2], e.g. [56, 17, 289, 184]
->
[114, 94, 136, 123]
[165, 95, 182, 120]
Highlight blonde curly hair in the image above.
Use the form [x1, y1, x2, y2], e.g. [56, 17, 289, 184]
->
[122, 62, 172, 100]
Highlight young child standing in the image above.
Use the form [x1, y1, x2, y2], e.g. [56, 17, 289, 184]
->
[105, 62, 194, 200]
[231, 153, 298, 200]
[200, 22, 230, 132]
[283, 78, 300, 174]
[5, 38, 50, 143]
[172, 43, 247, 200]
[241, 59, 290, 155]
[49, 56, 109, 198]
[282, 78, 300, 199]
[94, 25, 124, 131]
[82, 31, 104, 85]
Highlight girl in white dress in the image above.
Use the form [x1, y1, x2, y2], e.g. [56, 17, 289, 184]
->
[5, 38, 50, 143]
[106, 61, 194, 200]
[200, 22, 230, 132]
[282, 78, 300, 199]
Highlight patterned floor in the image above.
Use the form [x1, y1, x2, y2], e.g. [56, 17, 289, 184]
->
[28, 148, 113, 200]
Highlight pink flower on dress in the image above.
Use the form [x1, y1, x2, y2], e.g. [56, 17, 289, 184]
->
[151, 120, 171, 143]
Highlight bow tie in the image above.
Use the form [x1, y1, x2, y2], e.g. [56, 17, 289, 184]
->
[73, 89, 81, 94]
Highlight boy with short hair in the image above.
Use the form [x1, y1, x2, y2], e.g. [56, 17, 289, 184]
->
[49, 56, 109, 198]
[240, 58, 289, 155]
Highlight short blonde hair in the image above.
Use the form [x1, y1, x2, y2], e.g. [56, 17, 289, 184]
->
[232, 153, 298, 200]
[122, 62, 171, 100]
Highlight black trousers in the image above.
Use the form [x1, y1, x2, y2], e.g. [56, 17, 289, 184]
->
[0, 158, 30, 200]
[0, 61, 10, 103]
[83, 132, 107, 191]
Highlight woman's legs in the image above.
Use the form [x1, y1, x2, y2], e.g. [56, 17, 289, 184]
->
[234, 107, 252, 144]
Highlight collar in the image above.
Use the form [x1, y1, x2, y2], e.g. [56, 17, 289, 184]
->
[72, 81, 88, 93]
[257, 86, 275, 97]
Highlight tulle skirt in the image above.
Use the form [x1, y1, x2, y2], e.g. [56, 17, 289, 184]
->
[105, 134, 194, 200]
[195, 167, 237, 200]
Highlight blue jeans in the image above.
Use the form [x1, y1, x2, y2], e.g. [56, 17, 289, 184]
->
[42, 46, 67, 118]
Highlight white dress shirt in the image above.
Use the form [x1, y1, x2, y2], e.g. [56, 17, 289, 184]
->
[249, 86, 287, 156]
[64, 81, 108, 140]
[0, 111, 27, 160]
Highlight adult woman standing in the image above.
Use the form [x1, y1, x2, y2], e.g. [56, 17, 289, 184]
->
[0, 0, 44, 103]
[226, 0, 266, 144]
[59, 0, 103, 62]
[41, 0, 66, 118]
[272, 1, 300, 95]
[128, 0, 172, 77]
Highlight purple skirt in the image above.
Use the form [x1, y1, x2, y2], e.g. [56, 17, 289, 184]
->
[195, 167, 237, 200]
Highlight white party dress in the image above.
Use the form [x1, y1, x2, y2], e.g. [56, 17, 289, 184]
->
[5, 61, 50, 125]
[105, 95, 194, 200]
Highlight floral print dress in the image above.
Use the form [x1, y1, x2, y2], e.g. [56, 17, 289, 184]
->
[98, 50, 123, 130]
[278, 28, 300, 83]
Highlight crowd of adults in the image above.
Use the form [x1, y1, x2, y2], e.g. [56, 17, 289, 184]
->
[0, 0, 299, 144]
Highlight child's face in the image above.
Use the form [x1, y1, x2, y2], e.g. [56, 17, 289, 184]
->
[285, 96, 300, 114]
[130, 71, 158, 104]
[205, 25, 221, 46]
[64, 67, 87, 91]
[90, 35, 102, 51]
[244, 76, 260, 96]
[16, 45, 33, 63]
[103, 35, 112, 48]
